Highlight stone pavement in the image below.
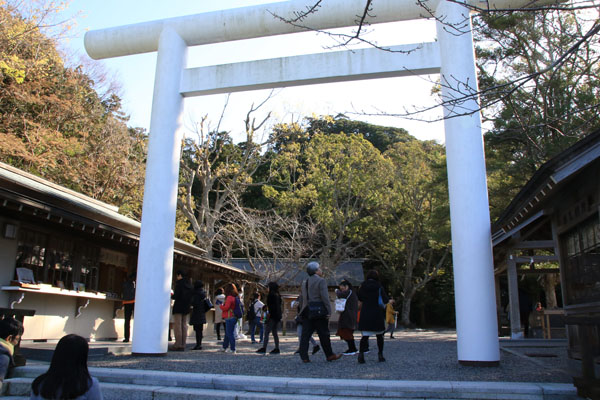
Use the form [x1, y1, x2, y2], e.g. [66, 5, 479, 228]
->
[7, 329, 581, 399]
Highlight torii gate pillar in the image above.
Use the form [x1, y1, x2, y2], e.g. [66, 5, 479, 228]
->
[131, 28, 187, 354]
[436, 1, 499, 365]
[83, 0, 528, 363]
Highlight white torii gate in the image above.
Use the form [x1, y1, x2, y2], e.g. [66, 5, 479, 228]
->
[85, 0, 544, 364]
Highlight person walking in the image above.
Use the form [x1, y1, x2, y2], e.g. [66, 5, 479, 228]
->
[170, 270, 193, 351]
[214, 288, 226, 342]
[292, 297, 320, 355]
[385, 298, 398, 339]
[335, 279, 358, 355]
[121, 272, 135, 343]
[220, 283, 240, 354]
[256, 282, 282, 355]
[247, 292, 264, 344]
[30, 334, 103, 400]
[190, 280, 211, 350]
[357, 269, 389, 363]
[297, 262, 342, 363]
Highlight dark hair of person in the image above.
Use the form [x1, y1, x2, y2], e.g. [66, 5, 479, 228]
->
[339, 279, 353, 289]
[366, 269, 380, 281]
[176, 270, 185, 278]
[31, 334, 92, 399]
[0, 317, 24, 339]
[267, 281, 279, 293]
[224, 283, 238, 297]
[194, 280, 204, 290]
[216, 288, 223, 295]
[253, 292, 260, 300]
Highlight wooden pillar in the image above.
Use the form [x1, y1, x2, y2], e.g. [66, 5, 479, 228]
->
[494, 274, 502, 335]
[507, 255, 523, 339]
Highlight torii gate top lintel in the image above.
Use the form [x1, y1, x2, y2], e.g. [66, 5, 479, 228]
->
[84, 0, 554, 60]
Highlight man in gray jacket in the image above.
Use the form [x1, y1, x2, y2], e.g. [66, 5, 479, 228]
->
[297, 262, 342, 363]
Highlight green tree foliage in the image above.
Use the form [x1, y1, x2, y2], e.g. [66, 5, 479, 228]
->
[305, 114, 413, 152]
[368, 140, 451, 326]
[265, 132, 391, 272]
[475, 10, 600, 218]
[0, 2, 146, 217]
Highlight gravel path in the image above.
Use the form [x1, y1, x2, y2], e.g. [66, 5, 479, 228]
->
[87, 329, 575, 383]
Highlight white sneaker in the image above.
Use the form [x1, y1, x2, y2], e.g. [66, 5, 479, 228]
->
[226, 349, 236, 354]
[220, 348, 227, 352]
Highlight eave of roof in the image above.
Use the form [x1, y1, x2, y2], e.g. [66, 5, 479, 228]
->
[491, 129, 600, 238]
[0, 162, 257, 280]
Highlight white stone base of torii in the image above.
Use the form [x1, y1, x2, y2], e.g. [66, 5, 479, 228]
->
[84, 0, 548, 364]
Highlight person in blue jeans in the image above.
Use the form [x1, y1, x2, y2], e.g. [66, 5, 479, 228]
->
[248, 292, 264, 344]
[220, 283, 240, 353]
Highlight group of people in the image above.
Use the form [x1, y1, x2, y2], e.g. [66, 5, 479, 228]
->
[168, 263, 397, 364]
[0, 263, 396, 398]
[121, 264, 397, 364]
[294, 262, 394, 363]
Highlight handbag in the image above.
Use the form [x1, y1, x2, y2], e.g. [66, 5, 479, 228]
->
[378, 287, 386, 309]
[204, 297, 213, 310]
[305, 280, 328, 319]
[335, 290, 351, 312]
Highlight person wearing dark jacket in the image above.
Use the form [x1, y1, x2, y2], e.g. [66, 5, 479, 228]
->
[297, 262, 342, 363]
[0, 317, 23, 391]
[121, 272, 136, 343]
[170, 270, 193, 351]
[257, 282, 282, 355]
[357, 269, 389, 363]
[335, 279, 358, 355]
[189, 280, 211, 350]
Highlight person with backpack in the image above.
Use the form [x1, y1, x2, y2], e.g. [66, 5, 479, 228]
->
[247, 292, 264, 344]
[170, 270, 193, 351]
[256, 282, 282, 355]
[220, 283, 241, 354]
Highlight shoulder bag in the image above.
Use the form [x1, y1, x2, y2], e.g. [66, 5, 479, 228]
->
[306, 280, 328, 319]
[335, 290, 351, 312]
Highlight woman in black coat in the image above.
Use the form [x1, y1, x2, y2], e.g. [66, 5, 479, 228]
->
[189, 280, 211, 350]
[336, 279, 358, 355]
[257, 282, 282, 355]
[357, 270, 389, 363]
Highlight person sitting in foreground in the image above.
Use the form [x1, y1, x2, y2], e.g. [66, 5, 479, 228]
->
[30, 334, 103, 400]
[0, 317, 23, 389]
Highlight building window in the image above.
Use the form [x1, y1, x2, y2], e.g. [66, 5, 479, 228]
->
[15, 229, 47, 283]
[562, 214, 600, 306]
[15, 228, 100, 292]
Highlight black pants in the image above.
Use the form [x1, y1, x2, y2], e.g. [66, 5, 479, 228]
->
[215, 322, 224, 340]
[262, 319, 280, 350]
[360, 334, 384, 354]
[345, 338, 357, 352]
[299, 317, 333, 361]
[123, 303, 134, 341]
[194, 324, 204, 347]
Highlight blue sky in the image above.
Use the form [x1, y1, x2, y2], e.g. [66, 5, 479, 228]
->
[59, 0, 445, 143]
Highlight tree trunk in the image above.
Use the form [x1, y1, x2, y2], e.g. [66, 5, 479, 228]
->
[400, 292, 413, 326]
[540, 273, 559, 308]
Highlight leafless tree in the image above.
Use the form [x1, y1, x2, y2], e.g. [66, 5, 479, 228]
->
[177, 93, 274, 258]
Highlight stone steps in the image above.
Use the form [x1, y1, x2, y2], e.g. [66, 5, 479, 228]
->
[4, 365, 578, 399]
